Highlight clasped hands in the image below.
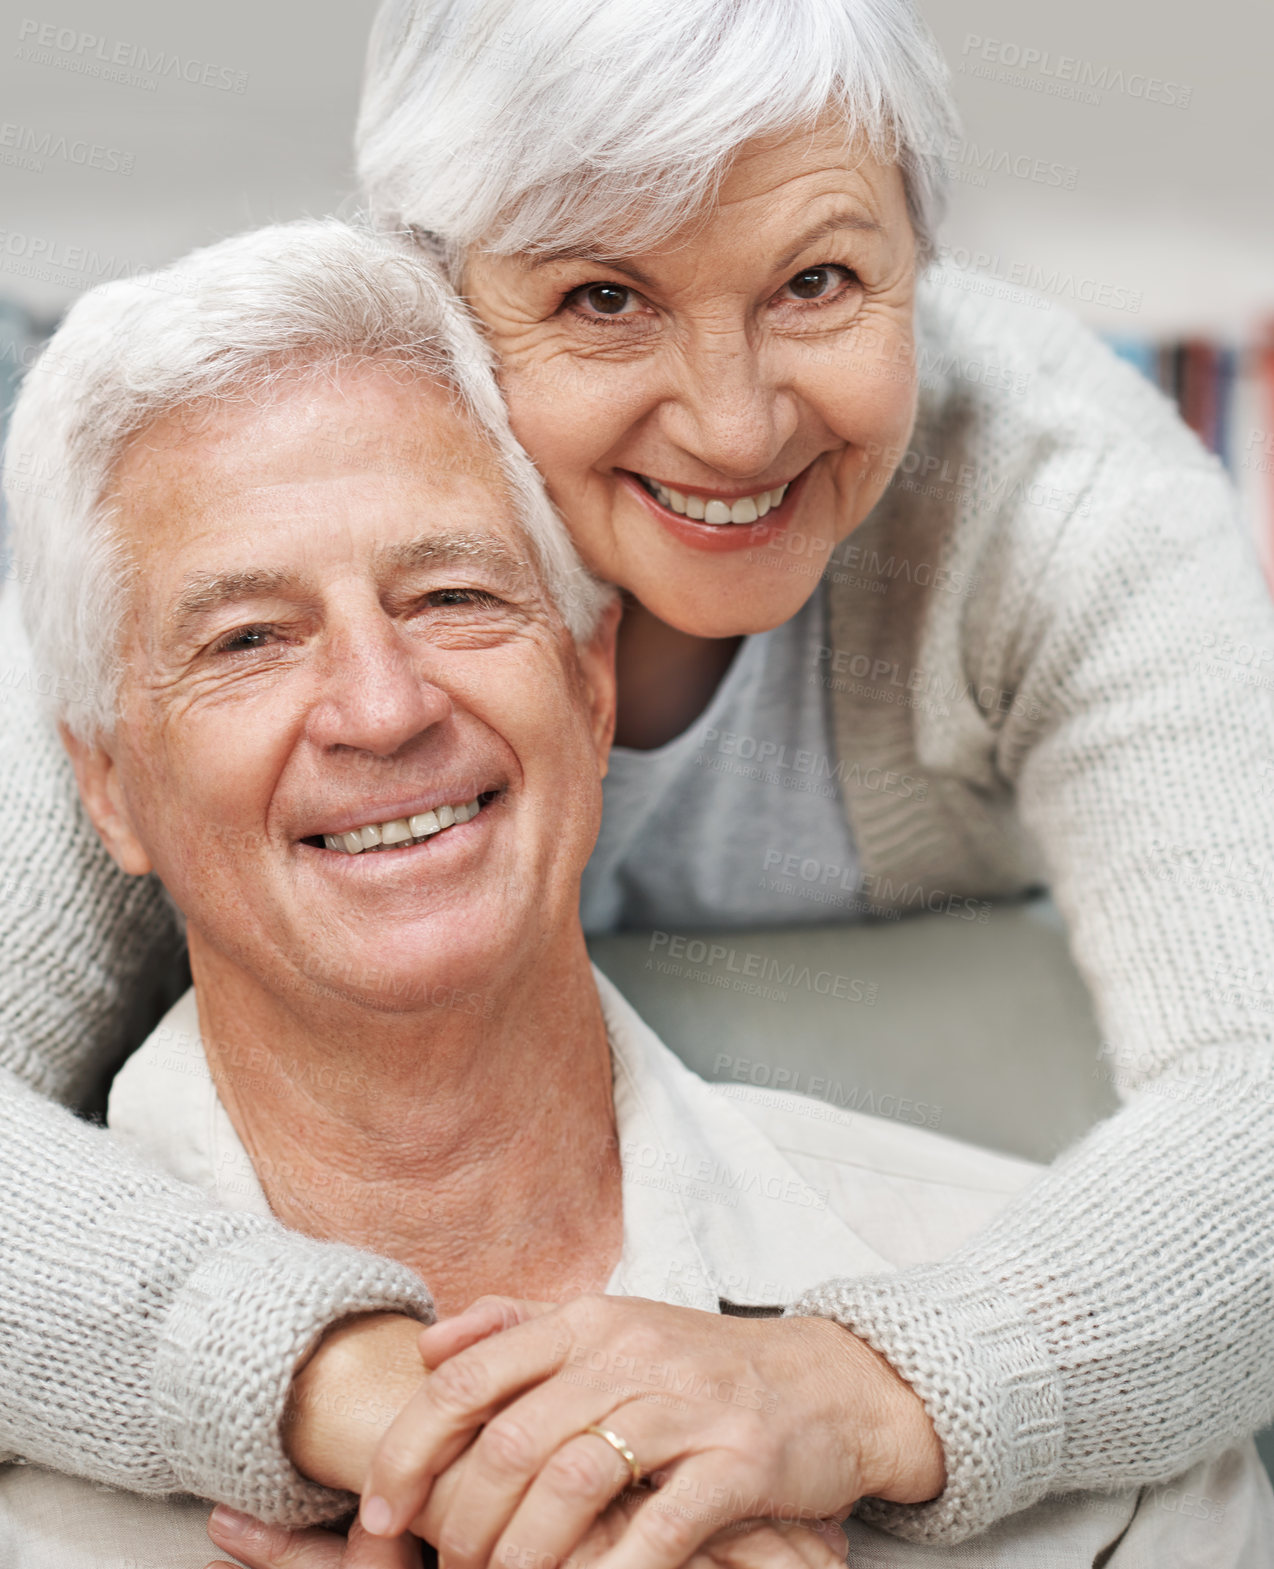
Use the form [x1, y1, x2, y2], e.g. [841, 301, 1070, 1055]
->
[206, 1294, 944, 1569]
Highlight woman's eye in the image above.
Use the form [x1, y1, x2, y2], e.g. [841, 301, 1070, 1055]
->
[779, 265, 857, 303]
[566, 282, 642, 319]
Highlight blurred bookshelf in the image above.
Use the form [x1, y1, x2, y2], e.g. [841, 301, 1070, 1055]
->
[1104, 327, 1274, 591]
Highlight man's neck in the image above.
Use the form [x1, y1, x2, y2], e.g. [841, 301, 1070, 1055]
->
[187, 932, 623, 1316]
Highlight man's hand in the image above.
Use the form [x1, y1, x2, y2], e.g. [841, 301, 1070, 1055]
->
[204, 1497, 850, 1569]
[205, 1506, 421, 1568]
[358, 1294, 944, 1569]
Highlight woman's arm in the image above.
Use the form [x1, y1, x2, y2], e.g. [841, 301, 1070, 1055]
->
[794, 450, 1274, 1544]
[0, 586, 433, 1520]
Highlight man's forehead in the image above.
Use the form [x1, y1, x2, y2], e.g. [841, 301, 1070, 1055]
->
[116, 374, 504, 501]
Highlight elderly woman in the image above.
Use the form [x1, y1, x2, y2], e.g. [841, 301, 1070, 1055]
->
[0, 0, 1272, 1558]
[4, 218, 1273, 1569]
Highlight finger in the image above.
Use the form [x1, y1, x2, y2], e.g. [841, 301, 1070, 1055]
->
[417, 1296, 556, 1370]
[480, 1426, 647, 1569]
[587, 1459, 772, 1569]
[694, 1521, 837, 1569]
[364, 1306, 587, 1535]
[778, 1518, 849, 1567]
[750, 1519, 848, 1569]
[485, 1399, 712, 1569]
[423, 1371, 664, 1569]
[205, 1505, 344, 1568]
[343, 1520, 424, 1568]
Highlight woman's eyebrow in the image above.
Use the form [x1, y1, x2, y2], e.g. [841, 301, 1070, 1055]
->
[773, 210, 882, 273]
[523, 250, 659, 290]
[524, 211, 881, 286]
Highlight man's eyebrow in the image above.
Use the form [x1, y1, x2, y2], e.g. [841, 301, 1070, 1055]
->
[166, 533, 539, 639]
[374, 530, 538, 584]
[773, 211, 882, 274]
[168, 568, 295, 637]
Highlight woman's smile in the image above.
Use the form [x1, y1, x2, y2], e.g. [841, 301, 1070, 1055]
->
[617, 462, 814, 554]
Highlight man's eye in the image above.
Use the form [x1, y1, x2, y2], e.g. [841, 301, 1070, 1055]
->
[214, 625, 275, 654]
[779, 266, 857, 303]
[566, 282, 643, 319]
[427, 588, 501, 607]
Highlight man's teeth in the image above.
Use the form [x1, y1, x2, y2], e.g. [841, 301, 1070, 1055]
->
[643, 478, 790, 524]
[322, 797, 481, 855]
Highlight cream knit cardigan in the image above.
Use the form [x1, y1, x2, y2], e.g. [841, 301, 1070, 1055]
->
[0, 275, 1271, 1545]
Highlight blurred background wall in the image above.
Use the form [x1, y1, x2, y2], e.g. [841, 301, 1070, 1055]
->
[1, 0, 1271, 329]
[2, 0, 1272, 549]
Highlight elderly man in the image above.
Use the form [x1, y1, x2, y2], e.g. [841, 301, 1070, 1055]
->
[2, 221, 1271, 1569]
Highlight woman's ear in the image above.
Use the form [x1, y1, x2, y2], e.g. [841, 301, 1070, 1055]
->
[58, 724, 153, 876]
[576, 595, 622, 779]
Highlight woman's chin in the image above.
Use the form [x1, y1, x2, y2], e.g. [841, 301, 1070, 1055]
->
[626, 565, 829, 640]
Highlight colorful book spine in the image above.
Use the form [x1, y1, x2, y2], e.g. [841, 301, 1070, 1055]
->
[1108, 329, 1274, 590]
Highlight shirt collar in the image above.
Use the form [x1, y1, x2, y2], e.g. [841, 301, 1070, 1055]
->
[109, 971, 893, 1310]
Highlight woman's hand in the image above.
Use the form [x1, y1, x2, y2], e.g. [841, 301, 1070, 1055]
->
[359, 1294, 943, 1569]
[204, 1495, 850, 1569]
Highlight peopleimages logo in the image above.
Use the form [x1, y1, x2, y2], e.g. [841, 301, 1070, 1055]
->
[16, 19, 249, 93]
[958, 34, 1192, 109]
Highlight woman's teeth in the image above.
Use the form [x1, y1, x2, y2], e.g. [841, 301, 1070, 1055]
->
[642, 478, 789, 524]
[322, 796, 482, 855]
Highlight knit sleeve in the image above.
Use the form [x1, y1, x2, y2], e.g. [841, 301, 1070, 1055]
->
[0, 588, 434, 1517]
[792, 455, 1274, 1543]
[0, 1070, 434, 1520]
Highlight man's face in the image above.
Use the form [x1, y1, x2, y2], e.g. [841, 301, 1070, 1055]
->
[74, 365, 615, 1015]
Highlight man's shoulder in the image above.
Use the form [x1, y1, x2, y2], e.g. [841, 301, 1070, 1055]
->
[709, 1080, 1041, 1267]
[711, 1079, 1040, 1189]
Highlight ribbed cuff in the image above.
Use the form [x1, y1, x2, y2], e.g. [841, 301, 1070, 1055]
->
[789, 1260, 1064, 1545]
[153, 1231, 434, 1524]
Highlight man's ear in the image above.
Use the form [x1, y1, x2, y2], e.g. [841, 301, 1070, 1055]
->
[58, 723, 153, 876]
[576, 595, 622, 780]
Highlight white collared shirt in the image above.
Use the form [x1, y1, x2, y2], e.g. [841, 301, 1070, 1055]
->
[105, 969, 1034, 1306]
[2, 971, 1270, 1567]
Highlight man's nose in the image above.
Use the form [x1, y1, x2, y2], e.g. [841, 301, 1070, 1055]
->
[306, 618, 452, 757]
[659, 332, 799, 480]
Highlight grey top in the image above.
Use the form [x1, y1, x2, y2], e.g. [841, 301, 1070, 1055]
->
[582, 582, 862, 934]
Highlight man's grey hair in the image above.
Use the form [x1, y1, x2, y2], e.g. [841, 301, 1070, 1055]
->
[1, 218, 613, 741]
[356, 0, 961, 276]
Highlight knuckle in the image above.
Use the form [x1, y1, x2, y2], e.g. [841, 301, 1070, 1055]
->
[436, 1524, 480, 1562]
[431, 1354, 491, 1414]
[639, 1500, 700, 1557]
[544, 1443, 616, 1500]
[480, 1414, 540, 1476]
[471, 1293, 520, 1330]
[566, 1292, 612, 1335]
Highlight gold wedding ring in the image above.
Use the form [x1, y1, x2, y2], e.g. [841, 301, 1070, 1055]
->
[583, 1423, 643, 1487]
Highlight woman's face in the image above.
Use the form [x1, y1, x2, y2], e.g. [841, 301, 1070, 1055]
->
[462, 121, 919, 638]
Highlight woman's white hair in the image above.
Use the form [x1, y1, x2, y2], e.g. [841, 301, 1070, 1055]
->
[1, 218, 612, 741]
[356, 0, 960, 274]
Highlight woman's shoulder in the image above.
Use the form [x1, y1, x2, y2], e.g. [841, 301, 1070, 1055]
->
[912, 272, 1199, 467]
[825, 276, 1237, 665]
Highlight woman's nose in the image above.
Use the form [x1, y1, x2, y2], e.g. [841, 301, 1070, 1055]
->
[660, 335, 798, 480]
[306, 619, 452, 758]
